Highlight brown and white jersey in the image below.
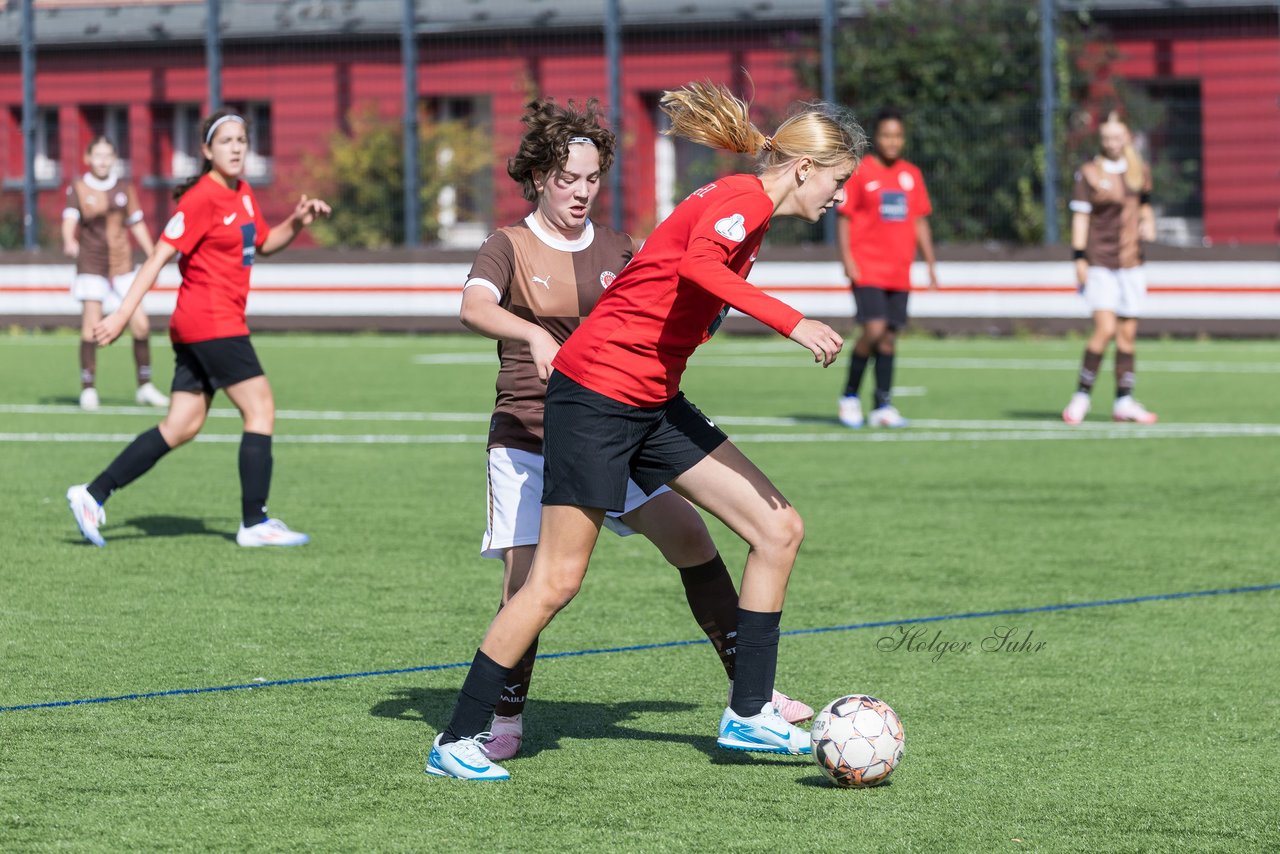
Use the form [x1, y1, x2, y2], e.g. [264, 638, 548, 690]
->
[64, 174, 144, 278]
[1070, 158, 1151, 270]
[465, 215, 634, 453]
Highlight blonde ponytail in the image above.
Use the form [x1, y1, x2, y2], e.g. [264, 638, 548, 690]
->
[660, 80, 866, 173]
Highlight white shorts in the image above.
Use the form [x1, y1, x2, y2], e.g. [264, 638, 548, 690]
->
[1084, 266, 1146, 318]
[71, 271, 135, 312]
[481, 446, 671, 559]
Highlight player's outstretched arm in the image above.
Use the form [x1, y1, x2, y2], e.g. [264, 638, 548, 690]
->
[93, 241, 178, 346]
[789, 318, 843, 367]
[260, 194, 332, 256]
[459, 286, 559, 381]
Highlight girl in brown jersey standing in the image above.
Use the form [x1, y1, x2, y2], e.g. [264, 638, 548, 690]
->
[1062, 112, 1158, 425]
[61, 137, 169, 411]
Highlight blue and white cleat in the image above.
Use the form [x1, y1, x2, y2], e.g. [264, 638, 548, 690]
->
[67, 484, 106, 547]
[426, 732, 510, 781]
[717, 704, 812, 755]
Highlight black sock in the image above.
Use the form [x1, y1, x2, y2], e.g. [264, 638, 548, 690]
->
[873, 350, 895, 409]
[239, 432, 273, 527]
[677, 553, 738, 680]
[87, 426, 172, 504]
[442, 649, 512, 744]
[1077, 349, 1104, 394]
[1115, 351, 1136, 398]
[730, 608, 781, 717]
[843, 352, 870, 398]
[493, 634, 539, 718]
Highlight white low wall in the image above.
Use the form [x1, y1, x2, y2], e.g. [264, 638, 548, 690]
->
[2, 261, 1278, 320]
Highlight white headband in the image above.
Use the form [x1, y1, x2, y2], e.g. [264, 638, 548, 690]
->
[205, 114, 246, 144]
[567, 136, 597, 147]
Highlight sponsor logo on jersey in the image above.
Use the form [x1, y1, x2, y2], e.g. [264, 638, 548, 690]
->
[600, 271, 616, 289]
[240, 223, 256, 267]
[879, 190, 908, 222]
[242, 195, 255, 218]
[223, 213, 238, 226]
[689, 182, 718, 199]
[532, 274, 552, 290]
[714, 213, 747, 243]
[898, 171, 915, 192]
[163, 212, 186, 239]
[865, 180, 882, 192]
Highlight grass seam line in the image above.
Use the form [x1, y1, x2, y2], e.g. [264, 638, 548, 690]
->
[3, 582, 1276, 714]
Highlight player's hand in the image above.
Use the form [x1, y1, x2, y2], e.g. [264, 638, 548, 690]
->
[292, 195, 332, 228]
[1074, 258, 1088, 291]
[63, 240, 80, 259]
[845, 261, 860, 286]
[92, 313, 127, 347]
[527, 327, 560, 382]
[927, 263, 939, 291]
[790, 318, 843, 368]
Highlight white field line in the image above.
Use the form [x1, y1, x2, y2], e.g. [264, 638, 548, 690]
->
[409, 352, 1280, 373]
[3, 405, 1278, 436]
[4, 424, 1280, 445]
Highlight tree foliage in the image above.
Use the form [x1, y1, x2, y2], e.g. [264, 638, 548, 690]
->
[305, 105, 491, 249]
[804, 0, 1094, 244]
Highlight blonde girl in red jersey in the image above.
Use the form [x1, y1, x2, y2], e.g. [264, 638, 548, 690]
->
[458, 98, 812, 762]
[66, 109, 330, 549]
[1063, 111, 1157, 425]
[428, 83, 863, 781]
[61, 136, 168, 411]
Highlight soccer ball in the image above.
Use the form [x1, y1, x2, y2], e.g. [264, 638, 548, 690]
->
[810, 694, 904, 788]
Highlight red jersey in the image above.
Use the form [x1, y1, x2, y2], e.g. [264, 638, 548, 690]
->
[160, 174, 270, 344]
[837, 157, 931, 291]
[553, 174, 803, 406]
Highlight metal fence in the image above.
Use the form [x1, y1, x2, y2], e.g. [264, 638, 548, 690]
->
[2, 0, 1277, 252]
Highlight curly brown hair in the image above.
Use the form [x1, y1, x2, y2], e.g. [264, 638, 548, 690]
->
[507, 98, 615, 202]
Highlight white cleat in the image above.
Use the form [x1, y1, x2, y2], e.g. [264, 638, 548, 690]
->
[426, 732, 510, 781]
[66, 484, 106, 547]
[1062, 391, 1091, 425]
[236, 518, 310, 547]
[482, 713, 524, 761]
[135, 382, 170, 408]
[837, 395, 864, 428]
[1113, 395, 1158, 424]
[717, 704, 812, 755]
[79, 387, 100, 412]
[868, 405, 908, 428]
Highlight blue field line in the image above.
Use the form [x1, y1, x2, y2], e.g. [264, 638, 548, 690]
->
[3, 582, 1277, 714]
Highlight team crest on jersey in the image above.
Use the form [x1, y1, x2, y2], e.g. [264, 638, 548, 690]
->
[242, 195, 254, 218]
[714, 213, 747, 243]
[600, 271, 616, 289]
[164, 212, 186, 239]
[898, 172, 915, 192]
[114, 192, 128, 207]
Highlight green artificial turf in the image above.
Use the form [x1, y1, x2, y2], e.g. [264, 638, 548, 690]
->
[1, 330, 1277, 852]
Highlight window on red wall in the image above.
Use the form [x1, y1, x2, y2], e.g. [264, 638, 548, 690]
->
[169, 103, 202, 181]
[425, 95, 492, 247]
[224, 102, 273, 182]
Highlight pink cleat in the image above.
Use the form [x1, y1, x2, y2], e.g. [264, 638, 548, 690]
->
[772, 690, 814, 724]
[1112, 395, 1158, 424]
[1062, 391, 1091, 425]
[481, 713, 523, 761]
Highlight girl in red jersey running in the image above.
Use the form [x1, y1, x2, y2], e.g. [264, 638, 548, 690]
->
[459, 98, 812, 762]
[428, 82, 863, 781]
[66, 109, 330, 548]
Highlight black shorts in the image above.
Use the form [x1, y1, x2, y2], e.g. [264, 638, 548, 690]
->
[854, 286, 910, 330]
[541, 371, 728, 512]
[171, 335, 265, 395]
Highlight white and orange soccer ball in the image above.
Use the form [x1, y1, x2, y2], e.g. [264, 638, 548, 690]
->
[810, 694, 904, 788]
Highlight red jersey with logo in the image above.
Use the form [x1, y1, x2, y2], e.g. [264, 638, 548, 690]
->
[553, 174, 803, 407]
[837, 157, 931, 291]
[160, 174, 270, 344]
